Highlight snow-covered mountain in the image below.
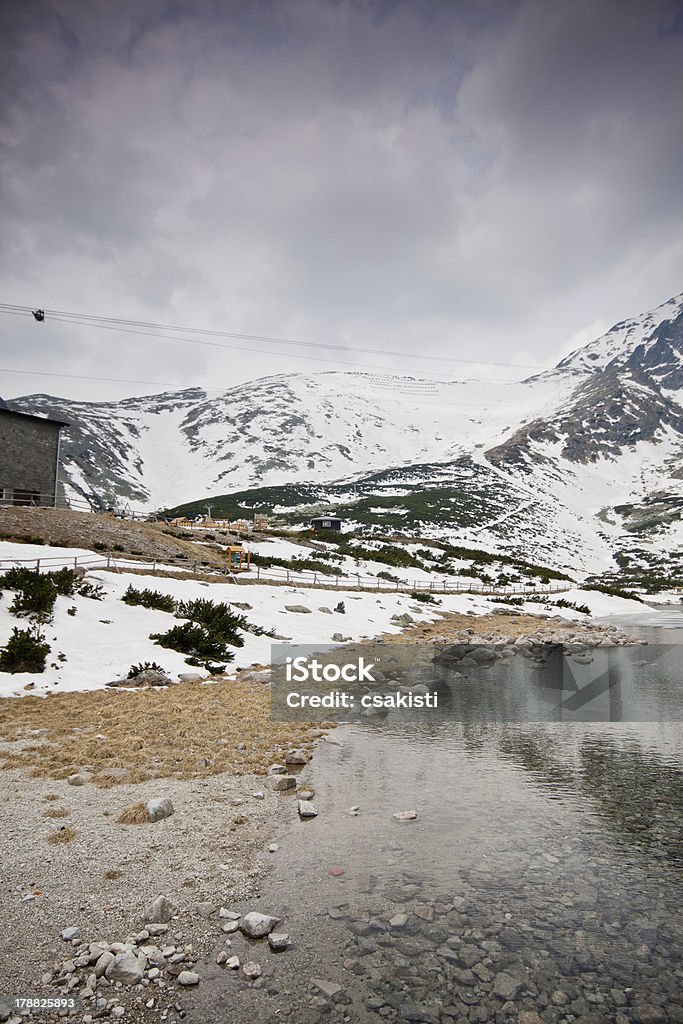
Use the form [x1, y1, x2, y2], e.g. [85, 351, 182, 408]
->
[6, 291, 683, 584]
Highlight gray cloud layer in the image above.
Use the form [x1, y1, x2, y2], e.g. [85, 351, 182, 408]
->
[1, 0, 682, 399]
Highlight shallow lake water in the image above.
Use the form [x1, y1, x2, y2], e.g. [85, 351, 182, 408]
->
[185, 607, 683, 1024]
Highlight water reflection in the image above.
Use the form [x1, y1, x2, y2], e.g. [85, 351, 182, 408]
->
[187, 624, 683, 1024]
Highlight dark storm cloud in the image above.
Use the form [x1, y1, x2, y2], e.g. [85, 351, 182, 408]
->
[0, 0, 682, 399]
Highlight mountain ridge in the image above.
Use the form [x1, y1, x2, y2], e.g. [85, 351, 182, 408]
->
[6, 290, 683, 584]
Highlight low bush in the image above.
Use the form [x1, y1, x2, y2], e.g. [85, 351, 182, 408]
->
[150, 622, 235, 667]
[586, 583, 645, 604]
[127, 661, 166, 679]
[555, 598, 591, 615]
[377, 570, 400, 583]
[175, 598, 247, 641]
[122, 585, 176, 612]
[410, 591, 441, 605]
[2, 570, 58, 620]
[76, 579, 105, 600]
[0, 626, 51, 673]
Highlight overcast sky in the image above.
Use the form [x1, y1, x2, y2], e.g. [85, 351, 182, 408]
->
[1, 0, 682, 402]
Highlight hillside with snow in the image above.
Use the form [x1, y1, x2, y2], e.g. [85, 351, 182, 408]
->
[6, 291, 683, 585]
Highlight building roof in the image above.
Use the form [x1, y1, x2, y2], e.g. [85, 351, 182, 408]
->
[0, 405, 69, 429]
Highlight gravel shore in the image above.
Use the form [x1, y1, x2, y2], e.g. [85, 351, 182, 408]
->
[0, 763, 305, 1022]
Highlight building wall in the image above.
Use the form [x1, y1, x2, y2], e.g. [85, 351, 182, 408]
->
[0, 411, 62, 504]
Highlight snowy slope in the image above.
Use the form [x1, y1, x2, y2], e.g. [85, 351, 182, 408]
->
[6, 290, 683, 581]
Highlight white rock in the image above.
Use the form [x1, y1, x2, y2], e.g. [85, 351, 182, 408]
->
[268, 932, 290, 951]
[298, 801, 318, 819]
[285, 748, 308, 765]
[146, 798, 174, 823]
[105, 951, 146, 985]
[239, 912, 280, 938]
[242, 961, 262, 979]
[392, 810, 418, 821]
[142, 895, 177, 923]
[311, 978, 343, 998]
[268, 843, 279, 853]
[177, 971, 199, 986]
[61, 927, 80, 941]
[267, 775, 297, 792]
[146, 924, 169, 936]
[226, 956, 240, 970]
[67, 774, 86, 786]
[93, 952, 113, 976]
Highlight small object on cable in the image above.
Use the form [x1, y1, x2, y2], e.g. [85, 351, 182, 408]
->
[32, 309, 45, 322]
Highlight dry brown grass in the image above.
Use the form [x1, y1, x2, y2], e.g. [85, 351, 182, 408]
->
[46, 827, 77, 844]
[0, 506, 228, 570]
[384, 610, 558, 642]
[43, 793, 60, 802]
[43, 806, 70, 819]
[116, 802, 150, 825]
[0, 678, 320, 785]
[104, 869, 123, 880]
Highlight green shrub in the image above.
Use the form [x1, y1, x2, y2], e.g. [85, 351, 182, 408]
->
[555, 598, 591, 615]
[122, 585, 176, 612]
[586, 583, 645, 604]
[150, 622, 235, 666]
[410, 591, 441, 605]
[49, 568, 78, 595]
[76, 579, 105, 600]
[0, 569, 58, 621]
[0, 626, 51, 673]
[127, 661, 166, 679]
[176, 599, 247, 642]
[377, 570, 400, 583]
[186, 658, 226, 674]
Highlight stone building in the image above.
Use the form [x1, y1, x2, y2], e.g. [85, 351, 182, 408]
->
[0, 403, 69, 506]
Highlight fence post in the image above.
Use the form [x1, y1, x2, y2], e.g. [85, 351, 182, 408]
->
[36, 559, 41, 573]
[107, 554, 111, 568]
